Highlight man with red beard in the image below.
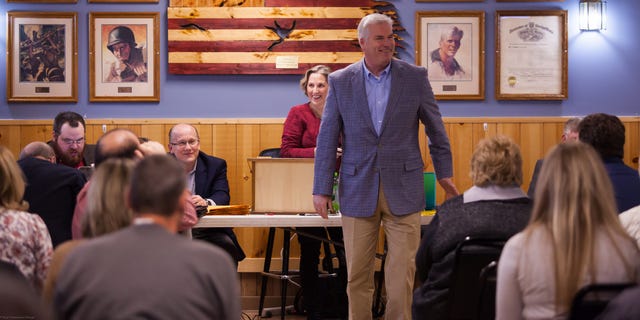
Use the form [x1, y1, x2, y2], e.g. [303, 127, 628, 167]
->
[48, 111, 95, 170]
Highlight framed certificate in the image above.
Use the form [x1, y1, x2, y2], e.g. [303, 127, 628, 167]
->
[495, 10, 568, 100]
[416, 11, 485, 100]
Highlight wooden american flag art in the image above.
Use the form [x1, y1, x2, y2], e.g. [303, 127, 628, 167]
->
[167, 0, 402, 75]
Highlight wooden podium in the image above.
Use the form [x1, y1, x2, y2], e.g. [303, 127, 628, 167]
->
[248, 157, 315, 213]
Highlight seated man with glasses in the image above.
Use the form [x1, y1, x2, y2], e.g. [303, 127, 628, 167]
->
[168, 124, 246, 265]
[48, 111, 96, 170]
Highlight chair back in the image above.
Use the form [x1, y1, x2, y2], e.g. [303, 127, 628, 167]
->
[568, 283, 636, 320]
[476, 261, 498, 320]
[448, 236, 507, 320]
[259, 148, 281, 158]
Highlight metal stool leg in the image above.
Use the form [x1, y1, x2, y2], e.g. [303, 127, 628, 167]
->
[259, 227, 276, 318]
[280, 229, 291, 319]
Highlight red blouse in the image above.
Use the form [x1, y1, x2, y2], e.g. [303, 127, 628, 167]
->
[280, 103, 321, 158]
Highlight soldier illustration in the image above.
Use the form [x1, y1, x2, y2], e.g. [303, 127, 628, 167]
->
[104, 26, 147, 83]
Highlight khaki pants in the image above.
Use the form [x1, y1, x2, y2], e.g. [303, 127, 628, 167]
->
[341, 185, 421, 320]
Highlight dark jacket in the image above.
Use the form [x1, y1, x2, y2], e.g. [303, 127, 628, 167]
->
[18, 157, 87, 247]
[413, 195, 532, 320]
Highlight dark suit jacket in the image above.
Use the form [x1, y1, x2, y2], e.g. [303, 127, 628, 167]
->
[603, 157, 640, 213]
[191, 151, 245, 262]
[18, 157, 87, 247]
[194, 151, 230, 206]
[527, 159, 543, 198]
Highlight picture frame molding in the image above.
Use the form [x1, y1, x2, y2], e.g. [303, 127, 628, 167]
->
[7, 11, 78, 103]
[416, 10, 485, 101]
[89, 12, 160, 102]
[495, 10, 568, 100]
[416, 0, 483, 2]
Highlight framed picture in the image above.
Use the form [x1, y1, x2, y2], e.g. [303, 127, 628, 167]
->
[495, 10, 568, 100]
[416, 11, 485, 100]
[8, 0, 76, 2]
[89, 12, 159, 102]
[416, 0, 483, 2]
[89, 0, 157, 3]
[6, 12, 77, 103]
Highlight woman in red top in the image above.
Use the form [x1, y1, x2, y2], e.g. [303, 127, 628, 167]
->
[281, 65, 347, 319]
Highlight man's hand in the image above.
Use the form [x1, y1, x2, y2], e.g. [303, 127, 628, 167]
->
[191, 195, 208, 207]
[313, 195, 332, 219]
[438, 177, 460, 200]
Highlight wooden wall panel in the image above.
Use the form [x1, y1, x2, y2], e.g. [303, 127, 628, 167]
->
[0, 125, 21, 154]
[624, 122, 639, 168]
[20, 125, 49, 148]
[140, 124, 166, 146]
[519, 123, 543, 192]
[447, 122, 474, 193]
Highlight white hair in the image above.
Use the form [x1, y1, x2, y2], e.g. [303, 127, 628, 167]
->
[357, 13, 393, 40]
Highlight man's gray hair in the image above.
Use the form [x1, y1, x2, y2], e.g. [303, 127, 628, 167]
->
[357, 13, 393, 40]
[563, 117, 581, 135]
[19, 141, 55, 160]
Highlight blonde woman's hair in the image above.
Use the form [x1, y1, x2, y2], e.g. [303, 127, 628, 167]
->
[527, 142, 637, 312]
[0, 146, 28, 211]
[470, 135, 523, 187]
[81, 158, 136, 237]
[299, 65, 331, 95]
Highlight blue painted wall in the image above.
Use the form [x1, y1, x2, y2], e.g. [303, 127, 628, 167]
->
[1, 0, 638, 119]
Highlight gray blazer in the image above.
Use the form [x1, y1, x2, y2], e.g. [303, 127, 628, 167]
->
[313, 59, 453, 217]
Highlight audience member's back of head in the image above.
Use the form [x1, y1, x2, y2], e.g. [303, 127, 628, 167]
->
[19, 141, 56, 161]
[129, 154, 186, 217]
[470, 135, 522, 187]
[0, 146, 28, 211]
[0, 260, 52, 320]
[82, 158, 136, 238]
[528, 142, 636, 310]
[94, 128, 141, 167]
[578, 113, 625, 159]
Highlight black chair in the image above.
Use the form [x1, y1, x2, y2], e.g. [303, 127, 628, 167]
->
[448, 237, 507, 320]
[568, 283, 636, 320]
[476, 260, 498, 320]
[259, 147, 281, 158]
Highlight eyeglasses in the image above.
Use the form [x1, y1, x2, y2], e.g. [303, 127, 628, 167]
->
[170, 139, 199, 148]
[60, 137, 85, 146]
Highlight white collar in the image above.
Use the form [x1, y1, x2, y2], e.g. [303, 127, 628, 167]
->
[463, 185, 527, 204]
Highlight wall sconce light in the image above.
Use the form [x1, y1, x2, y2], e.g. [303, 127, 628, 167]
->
[579, 0, 607, 31]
